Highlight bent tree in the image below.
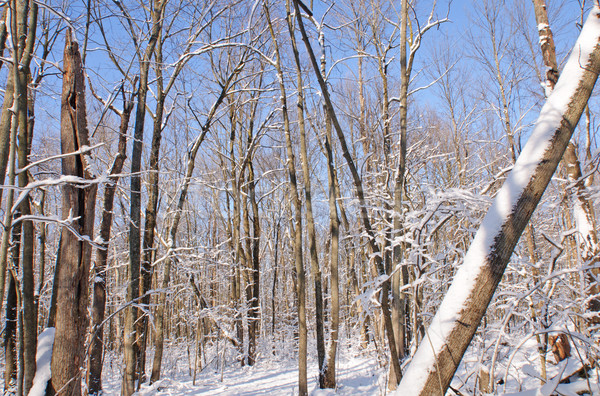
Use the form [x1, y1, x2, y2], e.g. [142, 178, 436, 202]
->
[397, 6, 600, 395]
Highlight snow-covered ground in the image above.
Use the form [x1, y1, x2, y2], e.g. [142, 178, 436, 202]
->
[95, 333, 598, 395]
[142, 357, 381, 395]
[12, 324, 599, 395]
[102, 349, 386, 396]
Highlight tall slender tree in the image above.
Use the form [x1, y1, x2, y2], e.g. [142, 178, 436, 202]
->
[291, 0, 403, 385]
[285, 1, 326, 386]
[88, 86, 135, 395]
[264, 3, 308, 392]
[122, 2, 166, 393]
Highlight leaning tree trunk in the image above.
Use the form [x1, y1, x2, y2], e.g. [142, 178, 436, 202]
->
[49, 29, 97, 396]
[397, 7, 600, 395]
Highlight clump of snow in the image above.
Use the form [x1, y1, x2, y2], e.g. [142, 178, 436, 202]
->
[572, 201, 597, 253]
[537, 23, 549, 31]
[28, 327, 55, 396]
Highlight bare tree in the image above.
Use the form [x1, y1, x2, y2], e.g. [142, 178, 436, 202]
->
[121, 1, 166, 393]
[264, 3, 308, 392]
[291, 0, 403, 385]
[532, 0, 600, 324]
[150, 57, 246, 383]
[285, 0, 326, 386]
[87, 85, 135, 395]
[0, 1, 40, 393]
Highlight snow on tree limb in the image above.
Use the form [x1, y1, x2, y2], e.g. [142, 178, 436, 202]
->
[396, 6, 600, 396]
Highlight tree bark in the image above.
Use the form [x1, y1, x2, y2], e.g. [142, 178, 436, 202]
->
[397, 8, 600, 394]
[532, 0, 559, 92]
[4, 216, 19, 392]
[246, 158, 261, 366]
[17, 4, 38, 391]
[49, 29, 97, 396]
[137, 31, 165, 384]
[322, 84, 340, 390]
[35, 189, 46, 323]
[0, 69, 14, 207]
[390, 2, 409, 386]
[227, 102, 245, 362]
[243, 99, 261, 366]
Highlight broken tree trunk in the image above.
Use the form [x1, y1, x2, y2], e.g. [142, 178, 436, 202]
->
[49, 29, 97, 396]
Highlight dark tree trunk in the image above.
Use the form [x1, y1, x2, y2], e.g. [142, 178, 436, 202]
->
[137, 48, 165, 386]
[87, 93, 133, 395]
[248, 160, 260, 366]
[122, 3, 165, 394]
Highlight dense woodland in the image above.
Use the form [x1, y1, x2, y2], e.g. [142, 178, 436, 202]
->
[0, 0, 600, 395]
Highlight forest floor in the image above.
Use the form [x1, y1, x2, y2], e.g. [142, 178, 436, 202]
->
[102, 346, 385, 395]
[9, 325, 600, 395]
[96, 331, 599, 395]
